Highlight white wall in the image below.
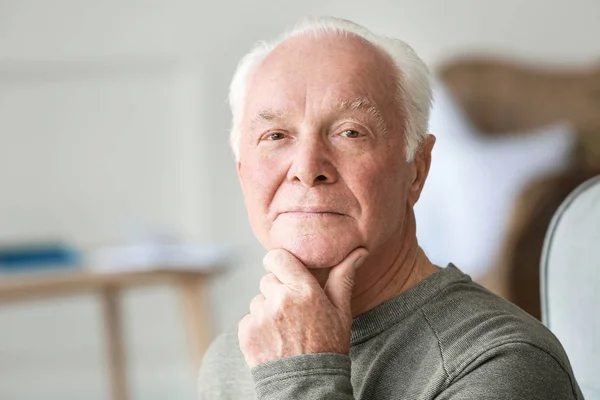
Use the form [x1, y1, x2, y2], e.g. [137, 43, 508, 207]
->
[0, 1, 599, 399]
[0, 57, 209, 246]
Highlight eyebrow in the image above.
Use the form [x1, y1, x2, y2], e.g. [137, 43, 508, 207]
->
[247, 97, 388, 134]
[249, 109, 286, 129]
[338, 97, 388, 135]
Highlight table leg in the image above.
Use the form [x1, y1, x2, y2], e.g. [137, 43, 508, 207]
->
[179, 277, 212, 372]
[102, 287, 128, 400]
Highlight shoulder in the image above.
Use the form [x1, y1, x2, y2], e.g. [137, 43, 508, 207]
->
[420, 272, 579, 386]
[198, 331, 253, 400]
[435, 340, 582, 399]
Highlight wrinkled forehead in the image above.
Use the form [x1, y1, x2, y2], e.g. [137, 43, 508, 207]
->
[243, 33, 399, 123]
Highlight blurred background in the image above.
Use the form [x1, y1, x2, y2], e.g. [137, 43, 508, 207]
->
[0, 1, 599, 399]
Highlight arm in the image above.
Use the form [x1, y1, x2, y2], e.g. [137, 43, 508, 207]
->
[252, 353, 354, 400]
[251, 342, 581, 400]
[197, 333, 254, 400]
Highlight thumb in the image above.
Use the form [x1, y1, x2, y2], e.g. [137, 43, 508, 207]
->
[324, 248, 368, 313]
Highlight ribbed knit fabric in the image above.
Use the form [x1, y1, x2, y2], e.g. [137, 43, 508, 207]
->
[198, 265, 583, 399]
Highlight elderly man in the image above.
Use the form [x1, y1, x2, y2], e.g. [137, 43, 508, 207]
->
[198, 17, 583, 399]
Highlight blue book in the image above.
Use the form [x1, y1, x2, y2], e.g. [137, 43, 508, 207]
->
[0, 243, 81, 272]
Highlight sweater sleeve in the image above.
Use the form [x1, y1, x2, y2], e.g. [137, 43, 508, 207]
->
[437, 342, 583, 400]
[251, 353, 355, 400]
[197, 333, 255, 400]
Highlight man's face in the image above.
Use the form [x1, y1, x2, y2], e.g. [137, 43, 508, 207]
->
[237, 33, 419, 268]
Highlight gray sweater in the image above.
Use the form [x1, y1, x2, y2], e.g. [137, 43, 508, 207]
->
[198, 265, 583, 399]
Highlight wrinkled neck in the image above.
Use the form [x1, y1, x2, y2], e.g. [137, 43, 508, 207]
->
[350, 209, 438, 318]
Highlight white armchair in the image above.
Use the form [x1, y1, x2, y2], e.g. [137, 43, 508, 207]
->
[541, 174, 600, 399]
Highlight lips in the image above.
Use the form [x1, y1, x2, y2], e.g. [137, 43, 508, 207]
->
[278, 207, 346, 217]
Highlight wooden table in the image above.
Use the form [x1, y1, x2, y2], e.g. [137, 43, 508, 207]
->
[0, 268, 215, 400]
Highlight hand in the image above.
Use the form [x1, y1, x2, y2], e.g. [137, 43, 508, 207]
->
[238, 248, 368, 368]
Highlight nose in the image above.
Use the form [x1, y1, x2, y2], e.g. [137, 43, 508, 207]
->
[287, 135, 338, 187]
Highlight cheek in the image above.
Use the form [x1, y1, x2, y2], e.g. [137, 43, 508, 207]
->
[350, 156, 409, 229]
[239, 153, 287, 219]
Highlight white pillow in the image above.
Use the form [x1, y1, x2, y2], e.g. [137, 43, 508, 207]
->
[416, 79, 575, 278]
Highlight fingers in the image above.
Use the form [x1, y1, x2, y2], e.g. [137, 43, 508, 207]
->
[263, 249, 317, 291]
[324, 248, 368, 312]
[259, 273, 281, 298]
[249, 293, 266, 315]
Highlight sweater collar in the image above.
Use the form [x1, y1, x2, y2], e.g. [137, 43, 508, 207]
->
[350, 264, 469, 345]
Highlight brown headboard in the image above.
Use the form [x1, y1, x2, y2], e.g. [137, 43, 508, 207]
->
[439, 58, 600, 134]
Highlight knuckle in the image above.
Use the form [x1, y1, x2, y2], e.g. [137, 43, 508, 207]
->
[262, 252, 272, 267]
[259, 273, 272, 287]
[263, 249, 284, 265]
[302, 284, 320, 300]
[252, 293, 263, 302]
[238, 315, 251, 342]
[238, 313, 251, 329]
[238, 314, 260, 350]
[249, 294, 265, 314]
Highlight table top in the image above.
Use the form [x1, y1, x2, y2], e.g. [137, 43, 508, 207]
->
[0, 268, 213, 302]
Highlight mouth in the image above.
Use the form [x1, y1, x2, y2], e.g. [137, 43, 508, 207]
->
[279, 208, 347, 219]
[283, 211, 344, 216]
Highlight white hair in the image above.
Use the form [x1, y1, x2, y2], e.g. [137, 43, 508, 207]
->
[228, 16, 433, 162]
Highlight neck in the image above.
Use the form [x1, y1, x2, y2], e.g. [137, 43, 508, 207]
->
[350, 210, 438, 318]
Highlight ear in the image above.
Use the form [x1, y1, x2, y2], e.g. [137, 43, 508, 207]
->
[408, 134, 435, 206]
[236, 160, 243, 184]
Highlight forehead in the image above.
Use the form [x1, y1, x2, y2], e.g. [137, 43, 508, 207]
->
[244, 33, 398, 118]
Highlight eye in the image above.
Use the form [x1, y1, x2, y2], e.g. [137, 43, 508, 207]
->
[264, 132, 285, 141]
[341, 129, 361, 138]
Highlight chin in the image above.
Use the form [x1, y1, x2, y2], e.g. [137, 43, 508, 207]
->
[262, 216, 363, 268]
[275, 234, 357, 268]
